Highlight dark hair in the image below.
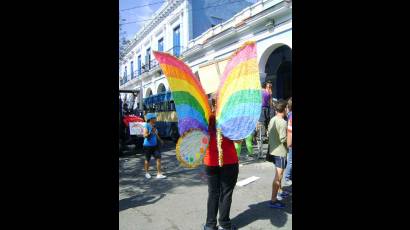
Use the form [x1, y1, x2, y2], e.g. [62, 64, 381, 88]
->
[208, 94, 217, 110]
[275, 99, 287, 113]
[287, 97, 292, 111]
[262, 81, 272, 89]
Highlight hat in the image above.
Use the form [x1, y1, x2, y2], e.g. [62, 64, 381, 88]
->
[146, 113, 157, 121]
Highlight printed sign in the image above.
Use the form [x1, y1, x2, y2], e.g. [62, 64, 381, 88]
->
[129, 122, 145, 136]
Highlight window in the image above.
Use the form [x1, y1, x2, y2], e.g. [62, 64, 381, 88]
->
[138, 55, 141, 76]
[146, 48, 151, 69]
[173, 26, 180, 57]
[130, 61, 134, 79]
[158, 38, 164, 52]
[124, 66, 127, 82]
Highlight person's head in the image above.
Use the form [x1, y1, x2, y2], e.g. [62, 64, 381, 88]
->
[287, 97, 292, 112]
[272, 97, 278, 105]
[265, 81, 272, 90]
[146, 113, 157, 125]
[275, 99, 287, 114]
[208, 93, 217, 112]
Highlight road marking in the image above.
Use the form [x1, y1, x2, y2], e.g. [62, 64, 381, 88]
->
[236, 176, 260, 187]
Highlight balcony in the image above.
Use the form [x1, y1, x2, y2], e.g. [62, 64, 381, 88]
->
[120, 75, 131, 86]
[141, 59, 159, 75]
[120, 60, 163, 88]
[166, 46, 186, 58]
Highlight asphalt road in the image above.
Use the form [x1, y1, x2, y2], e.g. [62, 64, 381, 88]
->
[119, 141, 292, 230]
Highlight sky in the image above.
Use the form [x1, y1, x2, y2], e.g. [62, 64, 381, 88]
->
[120, 0, 164, 40]
[119, 0, 258, 41]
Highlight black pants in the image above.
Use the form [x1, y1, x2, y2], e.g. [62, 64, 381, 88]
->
[205, 163, 239, 229]
[259, 107, 271, 130]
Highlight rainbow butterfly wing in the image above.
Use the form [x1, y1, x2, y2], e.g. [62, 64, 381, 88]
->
[153, 51, 210, 168]
[153, 51, 211, 135]
[216, 41, 262, 140]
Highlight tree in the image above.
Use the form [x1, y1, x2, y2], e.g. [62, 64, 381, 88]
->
[119, 14, 129, 59]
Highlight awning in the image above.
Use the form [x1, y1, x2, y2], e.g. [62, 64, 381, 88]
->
[143, 91, 173, 105]
[197, 58, 229, 94]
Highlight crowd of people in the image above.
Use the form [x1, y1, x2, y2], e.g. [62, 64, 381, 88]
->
[234, 81, 292, 209]
[120, 81, 292, 230]
[202, 89, 292, 229]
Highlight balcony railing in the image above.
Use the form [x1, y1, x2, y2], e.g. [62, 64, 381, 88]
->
[120, 75, 131, 86]
[166, 46, 186, 58]
[141, 59, 159, 74]
[120, 60, 162, 85]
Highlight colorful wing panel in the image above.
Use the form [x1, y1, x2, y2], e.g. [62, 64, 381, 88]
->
[153, 51, 211, 136]
[215, 41, 262, 140]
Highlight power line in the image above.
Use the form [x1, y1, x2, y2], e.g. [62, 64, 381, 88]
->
[120, 0, 247, 25]
[120, 0, 166, 12]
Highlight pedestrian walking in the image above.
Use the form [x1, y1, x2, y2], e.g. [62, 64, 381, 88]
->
[143, 113, 166, 179]
[266, 99, 288, 208]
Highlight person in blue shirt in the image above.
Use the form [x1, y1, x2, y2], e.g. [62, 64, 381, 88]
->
[143, 113, 165, 179]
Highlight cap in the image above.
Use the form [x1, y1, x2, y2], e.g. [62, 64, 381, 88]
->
[146, 113, 157, 121]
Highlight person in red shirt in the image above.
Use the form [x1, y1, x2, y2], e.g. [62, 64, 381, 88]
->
[203, 95, 239, 230]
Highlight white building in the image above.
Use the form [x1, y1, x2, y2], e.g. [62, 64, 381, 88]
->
[184, 0, 292, 99]
[119, 0, 292, 110]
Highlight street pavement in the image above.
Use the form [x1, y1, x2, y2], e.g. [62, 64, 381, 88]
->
[119, 141, 292, 230]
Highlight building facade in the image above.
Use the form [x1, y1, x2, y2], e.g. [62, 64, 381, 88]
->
[119, 0, 254, 110]
[184, 0, 292, 99]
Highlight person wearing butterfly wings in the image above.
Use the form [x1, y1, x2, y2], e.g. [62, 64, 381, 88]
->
[203, 95, 240, 230]
[153, 41, 262, 230]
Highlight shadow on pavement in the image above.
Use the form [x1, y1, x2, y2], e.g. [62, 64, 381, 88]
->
[119, 141, 207, 212]
[231, 196, 292, 228]
[119, 193, 166, 212]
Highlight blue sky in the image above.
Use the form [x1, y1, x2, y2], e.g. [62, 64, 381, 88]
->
[120, 0, 164, 40]
[119, 0, 257, 40]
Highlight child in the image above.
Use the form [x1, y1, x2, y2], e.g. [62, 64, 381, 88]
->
[142, 113, 165, 179]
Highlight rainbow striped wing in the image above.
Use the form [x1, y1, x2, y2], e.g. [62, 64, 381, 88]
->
[215, 41, 262, 140]
[153, 51, 211, 135]
[153, 51, 211, 168]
